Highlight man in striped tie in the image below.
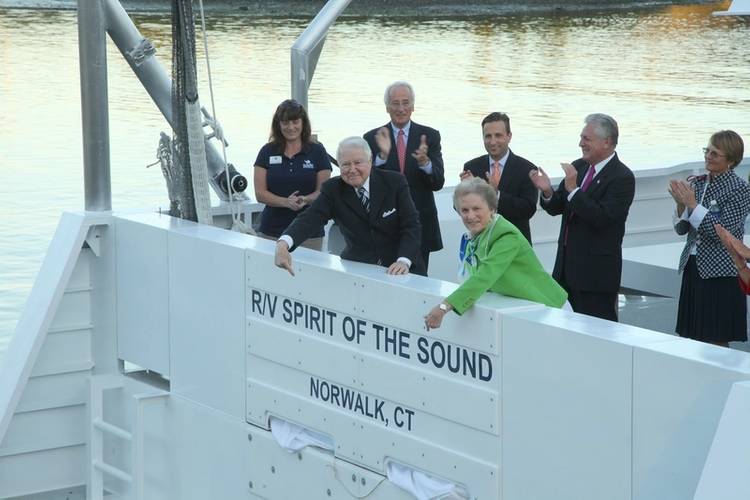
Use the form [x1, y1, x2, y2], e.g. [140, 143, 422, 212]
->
[276, 137, 425, 277]
[364, 81, 445, 273]
[529, 113, 635, 321]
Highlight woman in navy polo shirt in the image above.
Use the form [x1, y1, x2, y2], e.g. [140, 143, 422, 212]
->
[253, 100, 332, 249]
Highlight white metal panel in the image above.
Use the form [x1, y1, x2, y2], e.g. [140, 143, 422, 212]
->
[66, 250, 92, 290]
[135, 387, 418, 500]
[116, 218, 170, 375]
[0, 212, 102, 446]
[168, 225, 249, 419]
[15, 370, 89, 413]
[501, 311, 635, 500]
[33, 329, 92, 377]
[246, 358, 496, 491]
[48, 288, 92, 332]
[632, 342, 750, 500]
[246, 425, 415, 500]
[0, 405, 86, 457]
[245, 248, 512, 498]
[0, 445, 86, 498]
[88, 225, 120, 376]
[694, 380, 750, 500]
[247, 320, 498, 433]
[137, 392, 252, 500]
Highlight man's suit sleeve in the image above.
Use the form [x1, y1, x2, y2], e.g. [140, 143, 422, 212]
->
[463, 157, 484, 178]
[499, 159, 537, 221]
[395, 177, 422, 262]
[540, 178, 569, 216]
[282, 184, 334, 251]
[567, 168, 635, 228]
[424, 129, 445, 191]
[445, 226, 521, 315]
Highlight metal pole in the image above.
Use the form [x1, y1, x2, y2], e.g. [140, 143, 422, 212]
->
[291, 0, 352, 111]
[78, 0, 112, 211]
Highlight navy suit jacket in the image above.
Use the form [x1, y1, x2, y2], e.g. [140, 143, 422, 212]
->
[282, 168, 426, 275]
[364, 121, 444, 253]
[540, 153, 635, 292]
[463, 150, 537, 244]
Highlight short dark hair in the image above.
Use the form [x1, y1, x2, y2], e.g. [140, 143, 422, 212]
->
[481, 112, 511, 134]
[269, 99, 313, 150]
[710, 130, 744, 169]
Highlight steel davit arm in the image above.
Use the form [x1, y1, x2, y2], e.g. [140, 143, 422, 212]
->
[291, 0, 352, 111]
[102, 0, 243, 201]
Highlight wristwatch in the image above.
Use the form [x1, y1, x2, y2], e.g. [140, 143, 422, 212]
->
[438, 303, 448, 312]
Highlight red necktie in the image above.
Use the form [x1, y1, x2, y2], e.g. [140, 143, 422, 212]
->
[564, 165, 596, 245]
[581, 165, 596, 191]
[397, 129, 406, 173]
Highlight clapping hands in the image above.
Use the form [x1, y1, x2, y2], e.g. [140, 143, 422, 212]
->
[668, 180, 697, 211]
[528, 167, 553, 197]
[412, 135, 430, 166]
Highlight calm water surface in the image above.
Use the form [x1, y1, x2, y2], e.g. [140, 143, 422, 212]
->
[1, 2, 748, 351]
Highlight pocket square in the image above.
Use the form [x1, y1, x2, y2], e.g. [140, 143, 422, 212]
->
[382, 208, 396, 218]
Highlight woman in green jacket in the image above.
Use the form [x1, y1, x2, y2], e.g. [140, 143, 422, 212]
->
[424, 178, 567, 330]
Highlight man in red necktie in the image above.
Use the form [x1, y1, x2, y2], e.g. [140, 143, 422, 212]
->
[460, 112, 538, 244]
[529, 113, 635, 321]
[363, 81, 445, 273]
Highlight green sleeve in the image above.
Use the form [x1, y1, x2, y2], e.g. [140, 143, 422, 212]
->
[445, 228, 520, 315]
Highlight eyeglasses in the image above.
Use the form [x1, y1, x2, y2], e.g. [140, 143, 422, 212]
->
[703, 147, 726, 159]
[339, 159, 369, 170]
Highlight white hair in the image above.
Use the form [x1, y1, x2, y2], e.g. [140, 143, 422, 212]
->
[383, 81, 415, 106]
[336, 136, 372, 163]
[584, 113, 619, 146]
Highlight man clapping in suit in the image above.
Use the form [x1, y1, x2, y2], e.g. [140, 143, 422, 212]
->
[529, 113, 635, 321]
[364, 81, 444, 272]
[460, 112, 538, 244]
[275, 137, 425, 276]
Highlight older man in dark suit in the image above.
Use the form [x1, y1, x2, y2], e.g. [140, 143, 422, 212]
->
[460, 112, 538, 244]
[363, 81, 444, 272]
[529, 113, 635, 321]
[275, 136, 425, 276]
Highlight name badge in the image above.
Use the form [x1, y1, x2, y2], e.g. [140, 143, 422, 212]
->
[269, 155, 282, 165]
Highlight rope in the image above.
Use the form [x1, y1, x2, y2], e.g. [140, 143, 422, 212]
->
[195, 0, 247, 232]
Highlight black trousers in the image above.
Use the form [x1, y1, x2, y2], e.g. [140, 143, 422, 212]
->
[566, 288, 618, 322]
[421, 247, 431, 274]
[559, 263, 618, 322]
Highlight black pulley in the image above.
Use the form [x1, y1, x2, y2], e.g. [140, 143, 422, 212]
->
[214, 163, 247, 194]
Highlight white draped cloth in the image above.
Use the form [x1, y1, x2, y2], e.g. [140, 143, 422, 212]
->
[269, 417, 468, 500]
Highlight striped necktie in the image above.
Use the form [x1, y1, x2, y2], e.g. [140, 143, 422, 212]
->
[357, 186, 370, 212]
